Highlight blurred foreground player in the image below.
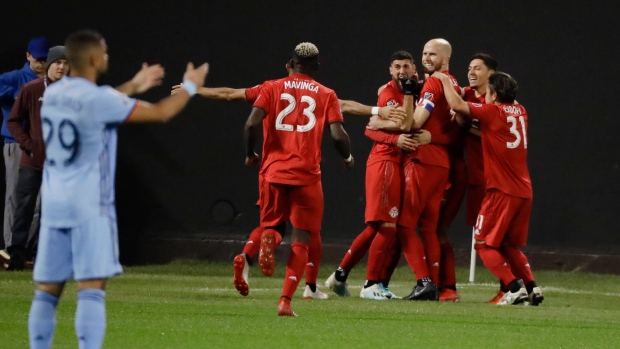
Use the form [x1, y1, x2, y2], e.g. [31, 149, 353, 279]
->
[433, 70, 544, 306]
[28, 29, 208, 349]
[244, 42, 352, 316]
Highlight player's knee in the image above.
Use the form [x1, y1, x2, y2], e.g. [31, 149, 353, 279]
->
[36, 282, 65, 297]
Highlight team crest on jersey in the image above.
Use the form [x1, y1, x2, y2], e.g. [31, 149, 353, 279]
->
[389, 207, 399, 218]
[387, 99, 397, 106]
[423, 92, 434, 101]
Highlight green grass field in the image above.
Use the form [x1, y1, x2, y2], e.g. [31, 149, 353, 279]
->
[2, 260, 620, 348]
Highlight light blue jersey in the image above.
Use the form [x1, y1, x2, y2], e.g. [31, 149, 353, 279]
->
[40, 76, 137, 227]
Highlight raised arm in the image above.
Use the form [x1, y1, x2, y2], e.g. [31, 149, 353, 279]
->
[432, 72, 470, 116]
[115, 63, 165, 97]
[172, 85, 248, 102]
[338, 99, 406, 120]
[329, 121, 354, 168]
[126, 62, 208, 123]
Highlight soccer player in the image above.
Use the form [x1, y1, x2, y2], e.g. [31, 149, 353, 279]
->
[326, 51, 417, 300]
[5, 46, 69, 271]
[433, 70, 544, 306]
[28, 29, 208, 349]
[244, 42, 352, 316]
[461, 53, 504, 303]
[434, 53, 499, 302]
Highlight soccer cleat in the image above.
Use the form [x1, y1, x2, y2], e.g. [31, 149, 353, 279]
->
[497, 287, 528, 305]
[233, 254, 249, 296]
[277, 298, 297, 316]
[439, 289, 460, 302]
[528, 287, 544, 306]
[403, 282, 439, 301]
[379, 283, 402, 299]
[302, 285, 329, 300]
[325, 272, 351, 297]
[359, 284, 388, 300]
[487, 290, 506, 304]
[258, 231, 276, 276]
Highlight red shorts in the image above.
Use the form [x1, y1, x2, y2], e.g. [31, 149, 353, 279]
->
[398, 161, 449, 229]
[474, 188, 532, 248]
[364, 160, 402, 224]
[259, 180, 324, 232]
[255, 174, 264, 207]
[437, 157, 468, 228]
[466, 183, 486, 226]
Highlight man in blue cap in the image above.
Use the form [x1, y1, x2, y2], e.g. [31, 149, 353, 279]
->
[0, 36, 50, 259]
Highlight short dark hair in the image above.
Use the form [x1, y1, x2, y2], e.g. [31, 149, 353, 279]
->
[470, 53, 498, 71]
[65, 29, 104, 70]
[390, 51, 415, 65]
[488, 72, 518, 103]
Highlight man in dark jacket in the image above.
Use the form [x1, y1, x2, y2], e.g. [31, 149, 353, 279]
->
[4, 46, 67, 270]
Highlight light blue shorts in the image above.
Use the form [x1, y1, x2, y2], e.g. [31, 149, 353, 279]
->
[33, 215, 123, 283]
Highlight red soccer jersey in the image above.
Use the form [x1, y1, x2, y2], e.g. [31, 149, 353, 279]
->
[366, 80, 404, 166]
[462, 86, 486, 185]
[467, 102, 532, 198]
[253, 73, 343, 186]
[408, 72, 461, 168]
[245, 84, 262, 103]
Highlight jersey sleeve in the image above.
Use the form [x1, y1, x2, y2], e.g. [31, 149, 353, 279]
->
[365, 128, 399, 145]
[377, 89, 399, 107]
[325, 91, 344, 124]
[244, 84, 262, 104]
[93, 86, 138, 124]
[252, 82, 273, 113]
[467, 102, 495, 123]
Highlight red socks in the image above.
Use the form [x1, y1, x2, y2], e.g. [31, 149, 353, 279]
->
[365, 226, 396, 282]
[440, 241, 456, 289]
[305, 232, 322, 284]
[398, 226, 430, 279]
[475, 243, 516, 287]
[281, 242, 309, 300]
[242, 226, 265, 257]
[340, 225, 377, 271]
[501, 245, 535, 285]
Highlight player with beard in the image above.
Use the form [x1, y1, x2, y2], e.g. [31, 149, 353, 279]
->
[326, 51, 417, 300]
[370, 39, 462, 301]
[433, 70, 544, 306]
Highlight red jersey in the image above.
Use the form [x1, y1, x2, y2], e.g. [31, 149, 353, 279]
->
[366, 80, 404, 166]
[462, 86, 486, 185]
[253, 73, 343, 186]
[408, 72, 461, 168]
[245, 84, 262, 103]
[467, 102, 532, 198]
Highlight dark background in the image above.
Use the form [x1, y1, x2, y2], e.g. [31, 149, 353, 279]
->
[1, 1, 619, 256]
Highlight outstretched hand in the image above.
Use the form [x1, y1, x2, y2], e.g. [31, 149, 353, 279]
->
[130, 63, 165, 94]
[183, 62, 209, 89]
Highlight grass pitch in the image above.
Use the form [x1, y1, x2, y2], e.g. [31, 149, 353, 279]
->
[2, 260, 620, 348]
